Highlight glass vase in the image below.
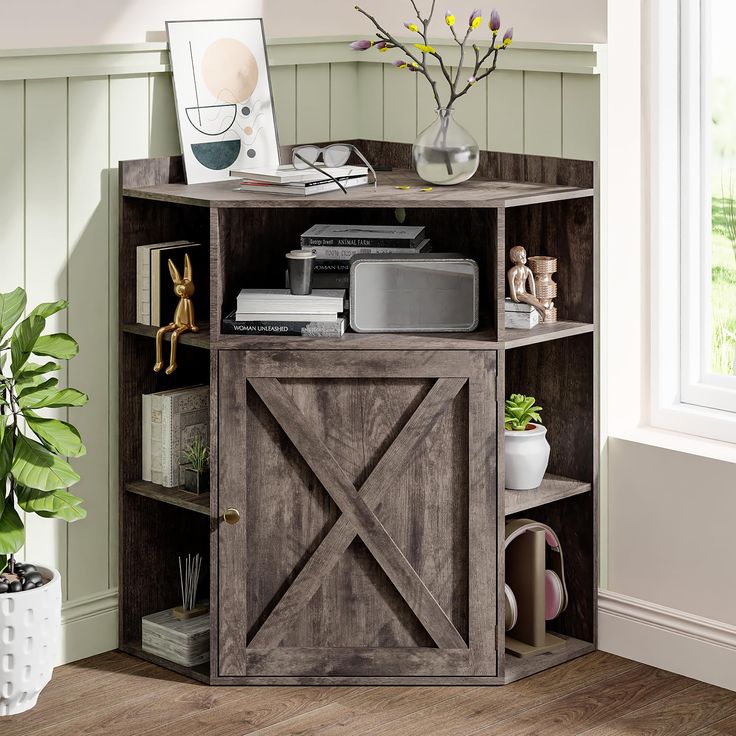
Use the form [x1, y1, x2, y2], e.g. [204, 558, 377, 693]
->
[412, 108, 480, 186]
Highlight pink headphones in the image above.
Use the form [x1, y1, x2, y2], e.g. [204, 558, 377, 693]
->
[504, 519, 568, 631]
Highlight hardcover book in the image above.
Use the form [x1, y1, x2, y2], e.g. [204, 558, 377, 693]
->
[301, 223, 425, 248]
[222, 311, 345, 338]
[236, 289, 345, 314]
[161, 386, 209, 488]
[302, 238, 430, 261]
[136, 241, 192, 324]
[150, 243, 209, 327]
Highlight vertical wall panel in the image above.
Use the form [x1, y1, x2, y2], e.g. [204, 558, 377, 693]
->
[488, 70, 524, 154]
[562, 73, 600, 161]
[451, 68, 488, 149]
[149, 72, 181, 158]
[358, 62, 383, 140]
[330, 62, 359, 141]
[296, 63, 330, 144]
[383, 65, 417, 143]
[0, 81, 24, 293]
[24, 78, 69, 592]
[67, 76, 111, 601]
[108, 74, 151, 589]
[270, 64, 297, 146]
[524, 71, 562, 157]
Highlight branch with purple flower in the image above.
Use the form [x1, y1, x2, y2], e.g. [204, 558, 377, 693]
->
[350, 3, 513, 110]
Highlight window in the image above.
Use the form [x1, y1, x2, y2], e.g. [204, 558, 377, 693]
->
[649, 0, 736, 442]
[680, 0, 736, 412]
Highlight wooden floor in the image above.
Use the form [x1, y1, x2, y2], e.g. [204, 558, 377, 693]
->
[6, 650, 736, 735]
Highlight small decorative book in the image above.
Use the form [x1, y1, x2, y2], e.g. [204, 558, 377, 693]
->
[142, 608, 210, 667]
[505, 298, 540, 329]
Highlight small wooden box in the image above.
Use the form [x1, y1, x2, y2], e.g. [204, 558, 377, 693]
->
[142, 608, 210, 667]
[505, 298, 540, 329]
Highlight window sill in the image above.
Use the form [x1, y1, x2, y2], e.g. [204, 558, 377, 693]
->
[611, 422, 736, 465]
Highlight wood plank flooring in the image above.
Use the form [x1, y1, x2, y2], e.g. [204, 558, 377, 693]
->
[4, 650, 736, 735]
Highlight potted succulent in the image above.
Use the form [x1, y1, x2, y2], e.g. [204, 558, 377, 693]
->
[0, 288, 87, 716]
[180, 434, 209, 494]
[504, 393, 550, 491]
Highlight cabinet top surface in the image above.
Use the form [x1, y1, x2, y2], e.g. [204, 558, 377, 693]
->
[122, 169, 594, 209]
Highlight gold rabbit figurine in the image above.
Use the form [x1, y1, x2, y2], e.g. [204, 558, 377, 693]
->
[154, 253, 200, 375]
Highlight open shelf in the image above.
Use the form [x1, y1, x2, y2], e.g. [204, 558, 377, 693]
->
[504, 635, 595, 684]
[119, 640, 210, 684]
[123, 168, 594, 209]
[126, 480, 210, 516]
[122, 323, 211, 350]
[505, 474, 592, 515]
[504, 321, 595, 349]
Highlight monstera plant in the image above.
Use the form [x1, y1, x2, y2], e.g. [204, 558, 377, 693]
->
[0, 287, 87, 574]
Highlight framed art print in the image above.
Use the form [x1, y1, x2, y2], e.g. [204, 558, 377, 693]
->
[166, 18, 280, 184]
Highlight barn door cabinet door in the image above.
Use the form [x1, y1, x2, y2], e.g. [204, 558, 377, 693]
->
[217, 350, 498, 679]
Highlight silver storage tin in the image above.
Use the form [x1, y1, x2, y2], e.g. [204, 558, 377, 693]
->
[349, 253, 479, 332]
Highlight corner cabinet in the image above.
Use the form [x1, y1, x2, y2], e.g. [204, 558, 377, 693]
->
[118, 141, 598, 686]
[216, 350, 497, 680]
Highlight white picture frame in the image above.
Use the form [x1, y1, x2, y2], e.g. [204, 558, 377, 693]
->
[166, 18, 280, 184]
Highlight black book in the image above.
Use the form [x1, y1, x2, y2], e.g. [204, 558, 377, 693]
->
[151, 243, 209, 327]
[221, 311, 345, 337]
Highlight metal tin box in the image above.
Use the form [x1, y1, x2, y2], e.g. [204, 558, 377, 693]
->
[349, 253, 479, 333]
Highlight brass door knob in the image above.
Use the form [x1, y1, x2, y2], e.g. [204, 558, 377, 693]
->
[223, 508, 241, 525]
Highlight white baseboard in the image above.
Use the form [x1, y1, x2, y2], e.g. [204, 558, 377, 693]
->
[599, 589, 736, 691]
[59, 589, 118, 665]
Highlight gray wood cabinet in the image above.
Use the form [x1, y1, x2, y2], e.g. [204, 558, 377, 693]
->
[217, 350, 497, 678]
[118, 142, 598, 686]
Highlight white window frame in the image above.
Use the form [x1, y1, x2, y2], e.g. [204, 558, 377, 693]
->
[649, 0, 736, 443]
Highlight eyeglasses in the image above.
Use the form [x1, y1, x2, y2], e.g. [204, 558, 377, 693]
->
[292, 144, 377, 194]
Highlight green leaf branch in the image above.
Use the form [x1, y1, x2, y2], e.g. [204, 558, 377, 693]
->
[0, 287, 88, 574]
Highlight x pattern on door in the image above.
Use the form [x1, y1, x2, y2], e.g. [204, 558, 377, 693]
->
[218, 352, 497, 678]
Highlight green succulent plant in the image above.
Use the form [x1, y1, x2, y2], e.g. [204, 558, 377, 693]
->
[0, 288, 88, 574]
[182, 434, 209, 473]
[504, 393, 543, 431]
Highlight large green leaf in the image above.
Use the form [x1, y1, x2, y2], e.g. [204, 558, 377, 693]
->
[0, 288, 27, 341]
[17, 377, 58, 400]
[10, 315, 45, 374]
[26, 416, 86, 457]
[19, 387, 88, 410]
[29, 299, 68, 320]
[11, 434, 80, 491]
[0, 501, 24, 555]
[33, 333, 78, 360]
[17, 487, 86, 522]
[17, 361, 61, 380]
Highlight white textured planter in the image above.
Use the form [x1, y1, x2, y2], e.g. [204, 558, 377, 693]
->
[504, 424, 551, 491]
[0, 566, 60, 716]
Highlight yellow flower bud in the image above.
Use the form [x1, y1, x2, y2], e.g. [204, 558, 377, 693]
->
[445, 12, 455, 26]
[414, 43, 436, 54]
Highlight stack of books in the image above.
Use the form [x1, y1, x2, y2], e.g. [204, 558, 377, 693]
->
[142, 386, 209, 488]
[300, 224, 429, 280]
[136, 241, 208, 326]
[222, 289, 346, 337]
[231, 165, 369, 196]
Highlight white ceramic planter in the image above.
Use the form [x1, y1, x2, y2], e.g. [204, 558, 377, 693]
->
[0, 566, 61, 716]
[504, 424, 551, 491]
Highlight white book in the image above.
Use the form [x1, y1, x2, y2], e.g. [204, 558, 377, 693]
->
[234, 312, 339, 322]
[230, 164, 367, 184]
[234, 176, 368, 197]
[161, 386, 209, 488]
[236, 289, 345, 315]
[150, 393, 164, 485]
[303, 239, 431, 261]
[142, 394, 152, 482]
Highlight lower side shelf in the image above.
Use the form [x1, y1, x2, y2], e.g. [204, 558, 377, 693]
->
[120, 640, 210, 684]
[504, 635, 595, 684]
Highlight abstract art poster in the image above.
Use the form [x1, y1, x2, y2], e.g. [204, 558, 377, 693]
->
[167, 18, 280, 184]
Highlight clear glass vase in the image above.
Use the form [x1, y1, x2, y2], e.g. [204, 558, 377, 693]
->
[412, 108, 480, 186]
